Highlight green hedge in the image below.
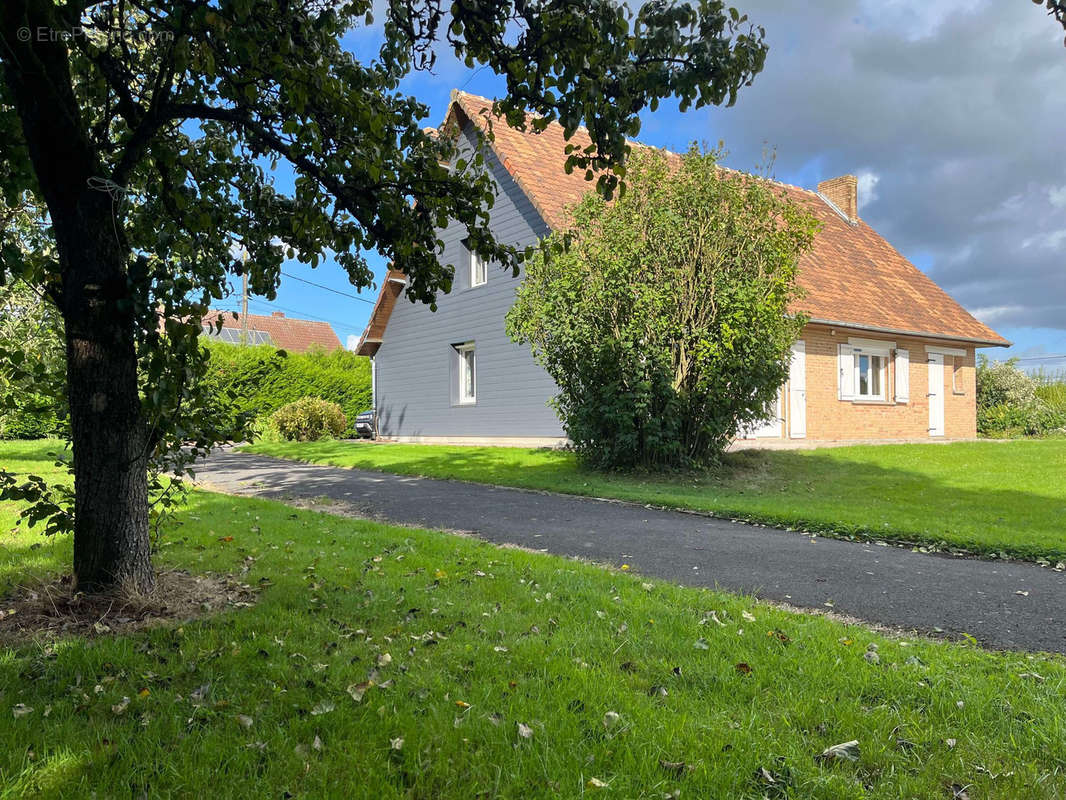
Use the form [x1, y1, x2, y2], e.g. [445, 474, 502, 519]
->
[203, 340, 371, 437]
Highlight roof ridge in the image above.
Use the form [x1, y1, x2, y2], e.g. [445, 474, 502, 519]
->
[448, 91, 824, 201]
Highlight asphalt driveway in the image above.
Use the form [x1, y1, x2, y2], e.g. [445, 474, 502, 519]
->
[195, 448, 1066, 654]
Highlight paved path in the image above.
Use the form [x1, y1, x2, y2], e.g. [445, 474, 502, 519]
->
[196, 449, 1066, 654]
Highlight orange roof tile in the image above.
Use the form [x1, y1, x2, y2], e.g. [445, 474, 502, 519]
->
[203, 309, 342, 353]
[360, 91, 1008, 351]
[448, 91, 1007, 347]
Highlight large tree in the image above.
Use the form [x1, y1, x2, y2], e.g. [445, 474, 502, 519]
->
[0, 0, 767, 593]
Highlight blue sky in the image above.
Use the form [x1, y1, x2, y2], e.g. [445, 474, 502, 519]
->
[217, 1, 1066, 372]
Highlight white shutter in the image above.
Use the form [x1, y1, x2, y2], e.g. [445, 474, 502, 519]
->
[789, 341, 807, 438]
[894, 349, 909, 403]
[838, 344, 855, 400]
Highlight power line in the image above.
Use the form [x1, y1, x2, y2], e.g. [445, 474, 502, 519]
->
[280, 270, 376, 305]
[232, 297, 365, 334]
[1013, 354, 1066, 362]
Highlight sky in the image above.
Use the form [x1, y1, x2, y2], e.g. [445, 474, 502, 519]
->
[219, 0, 1066, 371]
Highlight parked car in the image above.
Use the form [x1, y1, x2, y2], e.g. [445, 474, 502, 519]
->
[354, 409, 376, 439]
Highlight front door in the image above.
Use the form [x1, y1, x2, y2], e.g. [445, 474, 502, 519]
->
[744, 393, 783, 438]
[928, 353, 945, 437]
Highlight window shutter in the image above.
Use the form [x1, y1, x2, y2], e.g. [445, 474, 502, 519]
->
[894, 349, 909, 403]
[838, 344, 855, 400]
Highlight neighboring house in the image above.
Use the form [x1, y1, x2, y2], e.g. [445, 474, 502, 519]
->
[202, 310, 342, 353]
[357, 91, 1008, 446]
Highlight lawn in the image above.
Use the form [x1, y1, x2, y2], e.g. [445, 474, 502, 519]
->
[2, 439, 1066, 798]
[244, 439, 1066, 562]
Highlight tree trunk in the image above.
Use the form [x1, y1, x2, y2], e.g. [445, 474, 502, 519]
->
[64, 234, 154, 595]
[1, 1, 155, 594]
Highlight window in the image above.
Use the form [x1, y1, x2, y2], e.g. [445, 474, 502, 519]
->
[839, 339, 892, 402]
[456, 342, 476, 404]
[470, 248, 487, 287]
[952, 356, 963, 393]
[855, 353, 886, 400]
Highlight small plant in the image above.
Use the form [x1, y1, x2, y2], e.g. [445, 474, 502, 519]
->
[271, 397, 347, 442]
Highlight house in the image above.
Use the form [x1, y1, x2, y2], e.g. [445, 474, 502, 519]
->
[202, 309, 342, 353]
[356, 91, 1008, 446]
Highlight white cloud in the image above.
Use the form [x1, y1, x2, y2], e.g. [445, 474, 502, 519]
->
[856, 170, 880, 210]
[970, 305, 1027, 324]
[1021, 229, 1066, 251]
[1050, 185, 1066, 209]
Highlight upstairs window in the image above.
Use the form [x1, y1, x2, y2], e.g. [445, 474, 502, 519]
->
[468, 244, 487, 287]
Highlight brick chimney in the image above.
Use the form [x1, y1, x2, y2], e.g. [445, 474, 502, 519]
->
[271, 311, 285, 318]
[818, 175, 859, 223]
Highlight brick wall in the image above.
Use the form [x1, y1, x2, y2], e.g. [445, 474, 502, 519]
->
[777, 323, 978, 442]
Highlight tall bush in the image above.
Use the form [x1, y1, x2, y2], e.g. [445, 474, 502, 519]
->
[203, 340, 371, 437]
[976, 356, 1066, 437]
[507, 148, 818, 469]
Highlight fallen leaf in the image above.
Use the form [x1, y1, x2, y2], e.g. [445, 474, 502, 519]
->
[310, 701, 335, 716]
[112, 697, 130, 715]
[586, 778, 608, 789]
[517, 722, 533, 739]
[377, 653, 392, 667]
[11, 704, 33, 719]
[347, 681, 372, 702]
[390, 736, 404, 750]
[455, 700, 470, 709]
[734, 662, 752, 675]
[950, 784, 971, 800]
[312, 735, 323, 751]
[602, 711, 621, 729]
[815, 740, 860, 763]
[945, 738, 957, 749]
[236, 714, 254, 728]
[189, 683, 211, 706]
[863, 651, 880, 665]
[693, 638, 710, 651]
[742, 611, 756, 622]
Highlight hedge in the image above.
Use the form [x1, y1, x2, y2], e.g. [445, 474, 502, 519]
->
[203, 340, 371, 437]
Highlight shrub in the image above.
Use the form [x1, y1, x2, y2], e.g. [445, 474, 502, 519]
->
[202, 340, 371, 437]
[271, 397, 347, 441]
[977, 358, 1066, 437]
[507, 147, 817, 469]
[976, 356, 1037, 409]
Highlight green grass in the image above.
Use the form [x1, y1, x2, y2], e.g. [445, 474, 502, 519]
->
[243, 439, 1066, 562]
[3, 440, 1066, 798]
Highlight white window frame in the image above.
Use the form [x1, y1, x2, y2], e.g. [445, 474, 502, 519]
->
[470, 249, 487, 288]
[853, 352, 887, 401]
[456, 342, 476, 404]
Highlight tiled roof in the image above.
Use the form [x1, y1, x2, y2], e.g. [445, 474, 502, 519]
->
[203, 309, 342, 353]
[444, 91, 1007, 346]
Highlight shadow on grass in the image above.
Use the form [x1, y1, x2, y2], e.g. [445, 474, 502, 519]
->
[244, 440, 1066, 560]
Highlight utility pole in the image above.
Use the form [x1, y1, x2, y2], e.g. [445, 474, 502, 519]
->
[240, 249, 249, 346]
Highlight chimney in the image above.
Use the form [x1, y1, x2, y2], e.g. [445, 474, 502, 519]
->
[271, 311, 285, 318]
[818, 175, 859, 224]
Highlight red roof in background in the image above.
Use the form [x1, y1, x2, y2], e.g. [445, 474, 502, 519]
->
[444, 91, 1007, 347]
[203, 309, 342, 353]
